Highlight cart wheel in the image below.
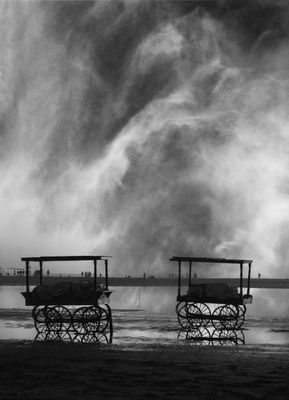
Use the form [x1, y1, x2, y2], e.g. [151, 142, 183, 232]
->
[72, 307, 88, 334]
[176, 303, 190, 329]
[34, 306, 49, 333]
[186, 327, 211, 345]
[219, 305, 238, 329]
[186, 303, 203, 328]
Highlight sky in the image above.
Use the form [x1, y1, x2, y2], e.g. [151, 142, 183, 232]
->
[1, 0, 289, 277]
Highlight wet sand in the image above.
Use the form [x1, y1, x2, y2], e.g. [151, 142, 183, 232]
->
[0, 341, 288, 399]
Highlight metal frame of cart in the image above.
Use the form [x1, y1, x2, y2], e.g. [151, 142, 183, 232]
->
[21, 255, 113, 344]
[170, 257, 253, 345]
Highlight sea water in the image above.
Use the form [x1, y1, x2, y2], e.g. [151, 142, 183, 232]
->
[0, 286, 288, 347]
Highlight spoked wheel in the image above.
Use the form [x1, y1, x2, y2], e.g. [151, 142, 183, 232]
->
[34, 306, 49, 333]
[72, 307, 88, 335]
[219, 305, 238, 329]
[186, 303, 203, 328]
[186, 327, 211, 345]
[176, 302, 190, 329]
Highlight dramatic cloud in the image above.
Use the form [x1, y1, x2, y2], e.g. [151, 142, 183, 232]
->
[1, 0, 289, 278]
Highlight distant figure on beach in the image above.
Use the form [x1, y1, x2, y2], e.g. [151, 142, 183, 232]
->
[258, 273, 261, 279]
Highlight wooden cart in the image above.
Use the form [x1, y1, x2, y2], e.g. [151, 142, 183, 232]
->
[170, 257, 253, 345]
[21, 255, 113, 344]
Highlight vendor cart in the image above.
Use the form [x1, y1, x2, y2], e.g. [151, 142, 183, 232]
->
[21, 255, 113, 344]
[170, 257, 253, 344]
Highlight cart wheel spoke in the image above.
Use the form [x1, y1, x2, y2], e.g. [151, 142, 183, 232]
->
[177, 303, 190, 329]
[54, 306, 72, 330]
[35, 331, 47, 341]
[219, 305, 238, 329]
[32, 306, 41, 320]
[193, 303, 211, 327]
[72, 307, 88, 334]
[218, 329, 238, 346]
[186, 304, 203, 328]
[186, 327, 211, 345]
[34, 306, 49, 333]
[212, 305, 224, 330]
[97, 305, 110, 333]
[234, 329, 245, 344]
[81, 332, 109, 344]
[83, 306, 101, 332]
[235, 305, 246, 329]
[46, 306, 62, 332]
[177, 329, 188, 340]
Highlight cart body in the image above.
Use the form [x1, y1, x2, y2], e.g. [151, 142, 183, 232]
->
[170, 256, 253, 345]
[21, 255, 113, 344]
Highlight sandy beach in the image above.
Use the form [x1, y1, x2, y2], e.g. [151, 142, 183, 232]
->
[0, 340, 288, 399]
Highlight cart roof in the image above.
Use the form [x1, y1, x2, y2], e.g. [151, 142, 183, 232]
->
[21, 255, 112, 262]
[170, 257, 252, 264]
